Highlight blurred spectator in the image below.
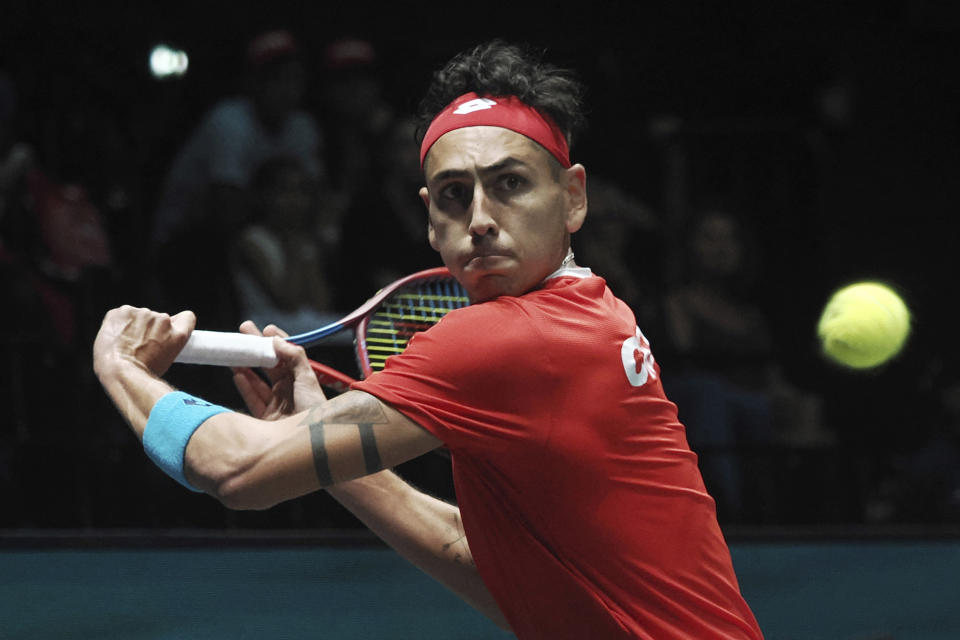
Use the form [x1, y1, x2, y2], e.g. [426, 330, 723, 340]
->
[317, 37, 395, 223]
[0, 70, 115, 359]
[878, 361, 960, 523]
[27, 172, 112, 283]
[661, 206, 827, 521]
[573, 177, 659, 331]
[149, 29, 324, 331]
[333, 116, 440, 308]
[0, 70, 124, 526]
[232, 155, 339, 335]
[0, 69, 26, 525]
[1, 71, 33, 232]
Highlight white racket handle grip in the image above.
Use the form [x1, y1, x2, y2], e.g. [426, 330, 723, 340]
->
[175, 330, 279, 368]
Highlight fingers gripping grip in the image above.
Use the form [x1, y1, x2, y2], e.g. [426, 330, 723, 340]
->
[175, 330, 279, 368]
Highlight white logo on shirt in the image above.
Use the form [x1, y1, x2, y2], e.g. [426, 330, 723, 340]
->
[453, 98, 497, 115]
[621, 328, 657, 387]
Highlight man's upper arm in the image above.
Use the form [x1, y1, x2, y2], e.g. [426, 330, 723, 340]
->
[303, 389, 443, 487]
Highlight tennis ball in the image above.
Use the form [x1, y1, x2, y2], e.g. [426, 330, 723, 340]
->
[817, 281, 911, 369]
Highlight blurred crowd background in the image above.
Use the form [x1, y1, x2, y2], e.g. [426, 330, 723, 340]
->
[1, 2, 958, 532]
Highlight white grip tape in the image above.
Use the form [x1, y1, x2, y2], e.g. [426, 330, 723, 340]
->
[175, 330, 279, 368]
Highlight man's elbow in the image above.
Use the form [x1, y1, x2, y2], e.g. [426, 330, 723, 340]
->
[210, 471, 278, 511]
[187, 451, 278, 511]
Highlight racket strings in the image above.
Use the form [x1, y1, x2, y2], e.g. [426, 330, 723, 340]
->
[364, 279, 469, 371]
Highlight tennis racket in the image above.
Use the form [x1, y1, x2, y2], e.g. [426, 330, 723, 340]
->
[175, 267, 470, 391]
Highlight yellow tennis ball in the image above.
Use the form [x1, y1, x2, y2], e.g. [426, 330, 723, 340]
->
[817, 281, 911, 369]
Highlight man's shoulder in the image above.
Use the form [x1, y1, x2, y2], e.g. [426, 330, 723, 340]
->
[435, 298, 528, 332]
[408, 299, 538, 359]
[432, 283, 590, 339]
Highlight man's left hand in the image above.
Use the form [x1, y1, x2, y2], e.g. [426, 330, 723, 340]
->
[232, 321, 326, 421]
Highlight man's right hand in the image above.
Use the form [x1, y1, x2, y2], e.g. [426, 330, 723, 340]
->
[93, 306, 196, 382]
[232, 321, 326, 420]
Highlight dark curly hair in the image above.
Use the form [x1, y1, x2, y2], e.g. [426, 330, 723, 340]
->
[415, 40, 586, 150]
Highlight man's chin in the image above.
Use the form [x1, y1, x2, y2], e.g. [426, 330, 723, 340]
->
[462, 272, 512, 303]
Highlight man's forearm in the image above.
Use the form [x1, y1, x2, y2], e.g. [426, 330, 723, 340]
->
[95, 355, 176, 440]
[328, 472, 509, 630]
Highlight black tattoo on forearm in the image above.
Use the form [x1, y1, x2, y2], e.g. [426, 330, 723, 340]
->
[308, 418, 332, 486]
[304, 397, 388, 486]
[358, 423, 382, 474]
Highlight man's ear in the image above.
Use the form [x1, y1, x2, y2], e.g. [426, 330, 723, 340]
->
[420, 186, 439, 251]
[563, 164, 588, 233]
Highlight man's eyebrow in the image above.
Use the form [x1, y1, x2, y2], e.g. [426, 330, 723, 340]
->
[428, 157, 529, 184]
[477, 157, 527, 176]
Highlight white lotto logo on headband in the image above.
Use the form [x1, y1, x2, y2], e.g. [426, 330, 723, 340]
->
[453, 97, 496, 115]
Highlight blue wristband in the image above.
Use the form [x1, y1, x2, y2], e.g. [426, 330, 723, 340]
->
[143, 391, 231, 492]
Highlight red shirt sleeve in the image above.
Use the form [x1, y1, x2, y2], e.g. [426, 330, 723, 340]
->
[353, 298, 556, 454]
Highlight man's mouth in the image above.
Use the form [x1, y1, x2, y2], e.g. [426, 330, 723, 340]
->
[464, 250, 512, 269]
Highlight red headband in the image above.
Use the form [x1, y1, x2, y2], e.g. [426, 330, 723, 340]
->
[419, 92, 571, 169]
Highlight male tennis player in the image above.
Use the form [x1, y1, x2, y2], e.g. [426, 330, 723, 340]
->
[94, 40, 763, 638]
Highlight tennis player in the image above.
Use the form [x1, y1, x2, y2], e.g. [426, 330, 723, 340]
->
[93, 40, 763, 638]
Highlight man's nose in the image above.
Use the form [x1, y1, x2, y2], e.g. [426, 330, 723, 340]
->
[468, 186, 498, 237]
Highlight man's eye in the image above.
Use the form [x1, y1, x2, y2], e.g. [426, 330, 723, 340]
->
[441, 183, 466, 201]
[499, 174, 524, 191]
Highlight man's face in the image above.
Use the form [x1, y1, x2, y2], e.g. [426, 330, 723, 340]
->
[420, 126, 586, 302]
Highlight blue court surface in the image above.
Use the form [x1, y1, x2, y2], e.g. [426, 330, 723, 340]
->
[2, 533, 960, 639]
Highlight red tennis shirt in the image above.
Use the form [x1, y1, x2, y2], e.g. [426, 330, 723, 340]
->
[354, 270, 763, 639]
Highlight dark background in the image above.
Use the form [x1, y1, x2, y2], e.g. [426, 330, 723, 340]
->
[1, 1, 958, 531]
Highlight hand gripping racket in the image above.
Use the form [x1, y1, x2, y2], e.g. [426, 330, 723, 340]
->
[174, 267, 470, 391]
